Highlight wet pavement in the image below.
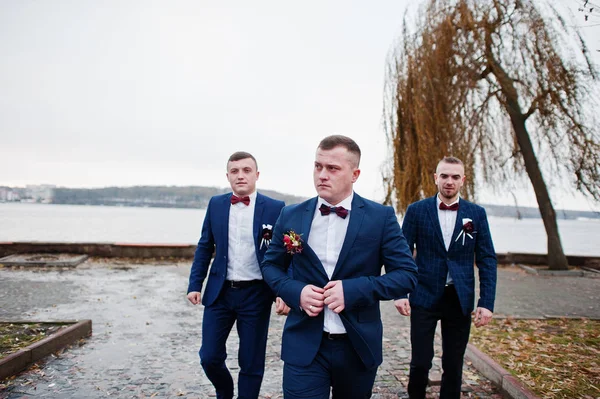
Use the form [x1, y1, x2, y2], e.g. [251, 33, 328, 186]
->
[492, 265, 600, 318]
[0, 261, 597, 398]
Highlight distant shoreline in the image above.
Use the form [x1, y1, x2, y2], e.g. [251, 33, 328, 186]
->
[1, 199, 598, 220]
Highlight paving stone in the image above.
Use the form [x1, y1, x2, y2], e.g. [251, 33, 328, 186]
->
[2, 262, 596, 398]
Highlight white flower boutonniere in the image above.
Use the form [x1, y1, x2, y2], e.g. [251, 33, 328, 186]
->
[260, 224, 273, 249]
[455, 218, 476, 245]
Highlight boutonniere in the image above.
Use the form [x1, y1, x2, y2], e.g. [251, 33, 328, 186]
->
[455, 218, 476, 245]
[260, 224, 273, 249]
[283, 230, 303, 255]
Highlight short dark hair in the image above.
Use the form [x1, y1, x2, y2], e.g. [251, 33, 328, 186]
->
[439, 156, 463, 166]
[318, 135, 361, 167]
[227, 151, 258, 170]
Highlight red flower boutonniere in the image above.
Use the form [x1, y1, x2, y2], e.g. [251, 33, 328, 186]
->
[283, 230, 303, 255]
[455, 218, 476, 245]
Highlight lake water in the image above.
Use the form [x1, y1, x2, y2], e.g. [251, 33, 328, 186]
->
[0, 203, 599, 255]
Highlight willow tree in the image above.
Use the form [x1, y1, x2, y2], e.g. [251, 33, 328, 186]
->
[384, 0, 600, 270]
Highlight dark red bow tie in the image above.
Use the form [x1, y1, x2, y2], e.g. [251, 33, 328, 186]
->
[319, 203, 348, 219]
[439, 202, 459, 211]
[231, 195, 250, 206]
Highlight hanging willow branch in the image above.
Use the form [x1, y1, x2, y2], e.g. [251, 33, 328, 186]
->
[384, 0, 600, 216]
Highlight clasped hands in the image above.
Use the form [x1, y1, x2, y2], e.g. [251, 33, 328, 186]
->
[300, 281, 344, 317]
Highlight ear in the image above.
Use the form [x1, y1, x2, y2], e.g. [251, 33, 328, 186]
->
[434, 173, 438, 184]
[351, 168, 361, 183]
[256, 171, 260, 180]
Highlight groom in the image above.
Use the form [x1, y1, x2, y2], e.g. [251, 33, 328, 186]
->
[395, 156, 497, 399]
[187, 151, 285, 399]
[261, 135, 418, 399]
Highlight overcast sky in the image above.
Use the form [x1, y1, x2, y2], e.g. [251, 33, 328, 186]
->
[1, 0, 599, 211]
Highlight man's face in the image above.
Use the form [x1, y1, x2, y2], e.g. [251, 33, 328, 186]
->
[313, 146, 360, 205]
[227, 158, 259, 196]
[434, 161, 465, 202]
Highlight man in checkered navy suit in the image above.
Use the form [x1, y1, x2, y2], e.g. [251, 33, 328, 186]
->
[395, 156, 497, 399]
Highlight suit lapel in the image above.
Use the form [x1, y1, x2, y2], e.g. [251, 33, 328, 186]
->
[222, 194, 232, 245]
[301, 197, 328, 279]
[301, 197, 317, 242]
[301, 242, 329, 280]
[253, 193, 266, 251]
[331, 194, 365, 280]
[448, 199, 467, 252]
[426, 196, 446, 249]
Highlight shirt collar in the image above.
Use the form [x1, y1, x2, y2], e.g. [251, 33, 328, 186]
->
[319, 192, 353, 211]
[248, 191, 257, 202]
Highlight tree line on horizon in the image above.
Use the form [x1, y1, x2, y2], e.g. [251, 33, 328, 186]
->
[51, 186, 306, 209]
[38, 185, 599, 220]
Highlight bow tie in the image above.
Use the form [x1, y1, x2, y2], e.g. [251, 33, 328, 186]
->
[319, 203, 348, 219]
[439, 202, 459, 211]
[231, 195, 250, 206]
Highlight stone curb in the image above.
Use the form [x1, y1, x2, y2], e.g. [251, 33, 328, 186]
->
[516, 264, 584, 277]
[0, 254, 88, 268]
[0, 319, 92, 380]
[466, 344, 541, 399]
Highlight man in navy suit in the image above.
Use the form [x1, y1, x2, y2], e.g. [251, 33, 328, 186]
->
[187, 151, 285, 399]
[395, 156, 497, 399]
[261, 135, 418, 399]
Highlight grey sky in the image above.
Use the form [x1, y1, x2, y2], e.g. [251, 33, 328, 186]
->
[1, 1, 599, 210]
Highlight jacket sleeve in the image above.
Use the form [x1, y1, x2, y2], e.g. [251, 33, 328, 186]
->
[394, 204, 418, 300]
[475, 207, 497, 311]
[342, 206, 418, 309]
[187, 198, 216, 294]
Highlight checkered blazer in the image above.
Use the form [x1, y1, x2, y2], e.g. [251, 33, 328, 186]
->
[401, 196, 497, 315]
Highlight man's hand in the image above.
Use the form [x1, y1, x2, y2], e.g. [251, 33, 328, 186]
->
[275, 297, 291, 316]
[474, 307, 493, 327]
[300, 285, 325, 317]
[394, 298, 411, 316]
[323, 280, 345, 314]
[187, 291, 201, 305]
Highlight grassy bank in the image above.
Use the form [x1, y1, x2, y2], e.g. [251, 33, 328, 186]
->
[470, 318, 600, 399]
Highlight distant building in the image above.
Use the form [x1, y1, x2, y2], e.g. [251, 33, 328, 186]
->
[0, 187, 20, 202]
[25, 184, 56, 202]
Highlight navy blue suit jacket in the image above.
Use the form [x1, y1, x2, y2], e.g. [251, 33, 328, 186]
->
[187, 192, 285, 306]
[401, 196, 497, 315]
[261, 193, 418, 370]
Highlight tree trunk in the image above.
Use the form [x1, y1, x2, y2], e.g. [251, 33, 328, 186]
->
[509, 116, 569, 270]
[487, 51, 569, 270]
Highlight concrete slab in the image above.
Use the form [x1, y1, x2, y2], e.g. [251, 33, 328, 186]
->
[0, 253, 88, 267]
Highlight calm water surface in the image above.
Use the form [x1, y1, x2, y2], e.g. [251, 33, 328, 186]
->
[0, 203, 598, 255]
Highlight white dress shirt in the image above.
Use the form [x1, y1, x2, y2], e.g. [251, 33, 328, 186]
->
[227, 191, 262, 281]
[437, 195, 459, 285]
[308, 193, 354, 334]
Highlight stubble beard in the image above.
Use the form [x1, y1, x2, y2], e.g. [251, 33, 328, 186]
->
[440, 186, 458, 201]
